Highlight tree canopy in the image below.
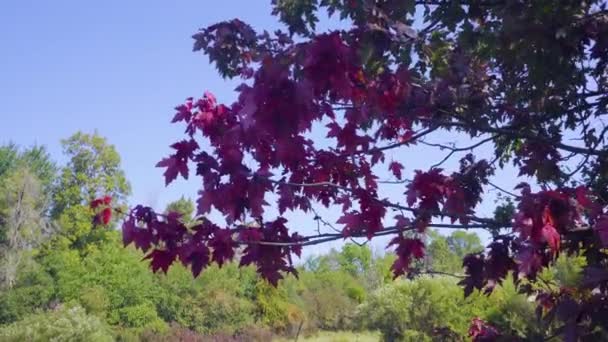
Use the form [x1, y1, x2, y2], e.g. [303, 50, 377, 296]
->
[106, 1, 608, 340]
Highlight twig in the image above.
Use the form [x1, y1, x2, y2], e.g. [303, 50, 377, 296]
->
[487, 181, 521, 198]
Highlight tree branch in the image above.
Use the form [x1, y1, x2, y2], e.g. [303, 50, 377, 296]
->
[236, 221, 494, 247]
[268, 178, 500, 226]
[420, 118, 607, 156]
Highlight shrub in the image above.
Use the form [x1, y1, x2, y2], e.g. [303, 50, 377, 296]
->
[0, 261, 54, 324]
[118, 302, 167, 332]
[0, 306, 113, 342]
[358, 277, 492, 341]
[79, 285, 109, 316]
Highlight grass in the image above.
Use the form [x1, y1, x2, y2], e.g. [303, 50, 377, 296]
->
[274, 330, 381, 342]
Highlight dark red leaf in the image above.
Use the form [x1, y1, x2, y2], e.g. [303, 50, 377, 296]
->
[389, 161, 404, 180]
[144, 249, 176, 274]
[542, 223, 560, 254]
[100, 207, 112, 225]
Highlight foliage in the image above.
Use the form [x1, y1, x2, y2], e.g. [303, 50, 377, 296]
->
[164, 196, 195, 223]
[43, 232, 163, 325]
[358, 277, 491, 341]
[123, 0, 608, 339]
[0, 306, 113, 342]
[0, 260, 54, 324]
[425, 230, 483, 274]
[293, 268, 364, 331]
[0, 168, 51, 289]
[0, 144, 56, 191]
[51, 132, 130, 248]
[483, 276, 541, 340]
[275, 330, 381, 342]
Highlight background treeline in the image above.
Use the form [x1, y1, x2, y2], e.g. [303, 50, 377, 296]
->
[0, 132, 585, 341]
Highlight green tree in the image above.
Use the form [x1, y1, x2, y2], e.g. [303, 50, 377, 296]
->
[446, 230, 483, 259]
[426, 230, 483, 274]
[0, 260, 55, 324]
[51, 132, 130, 248]
[164, 196, 195, 223]
[0, 169, 52, 289]
[337, 243, 372, 278]
[0, 144, 56, 190]
[0, 144, 56, 204]
[0, 144, 18, 179]
[44, 232, 162, 325]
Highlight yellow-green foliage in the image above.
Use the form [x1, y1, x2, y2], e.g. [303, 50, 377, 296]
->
[274, 330, 381, 342]
[357, 277, 494, 341]
[0, 306, 113, 342]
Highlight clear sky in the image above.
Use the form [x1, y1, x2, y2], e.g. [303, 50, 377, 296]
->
[0, 1, 519, 259]
[0, 0, 282, 207]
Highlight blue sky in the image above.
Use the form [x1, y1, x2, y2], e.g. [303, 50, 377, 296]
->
[0, 1, 519, 258]
[0, 0, 281, 207]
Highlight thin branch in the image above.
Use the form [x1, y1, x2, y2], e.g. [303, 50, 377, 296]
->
[378, 179, 411, 184]
[487, 181, 521, 199]
[236, 222, 494, 247]
[268, 178, 499, 226]
[371, 126, 439, 153]
[420, 135, 496, 152]
[417, 270, 466, 279]
[420, 118, 607, 157]
[430, 150, 456, 169]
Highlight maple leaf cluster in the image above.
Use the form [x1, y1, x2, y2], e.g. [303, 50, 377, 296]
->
[468, 317, 500, 342]
[91, 195, 113, 226]
[460, 185, 606, 294]
[122, 205, 302, 285]
[140, 26, 494, 282]
[122, 1, 608, 338]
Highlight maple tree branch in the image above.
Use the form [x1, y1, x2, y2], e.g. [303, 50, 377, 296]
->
[415, 270, 466, 279]
[268, 178, 499, 226]
[421, 118, 607, 157]
[240, 225, 404, 247]
[377, 179, 411, 184]
[370, 126, 439, 153]
[420, 135, 496, 152]
[430, 150, 457, 169]
[487, 181, 521, 198]
[236, 222, 494, 247]
[421, 136, 496, 169]
[311, 207, 341, 234]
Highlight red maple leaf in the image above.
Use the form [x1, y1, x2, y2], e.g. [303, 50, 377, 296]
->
[209, 228, 237, 266]
[144, 249, 176, 274]
[460, 253, 485, 297]
[337, 211, 363, 237]
[542, 223, 560, 255]
[469, 317, 500, 341]
[389, 161, 404, 180]
[100, 207, 112, 225]
[388, 236, 424, 278]
[177, 239, 210, 278]
[156, 139, 199, 186]
[394, 214, 411, 229]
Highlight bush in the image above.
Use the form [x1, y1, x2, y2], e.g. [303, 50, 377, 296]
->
[358, 277, 492, 341]
[118, 302, 167, 333]
[0, 261, 54, 324]
[293, 270, 363, 331]
[483, 277, 540, 339]
[139, 323, 274, 342]
[254, 280, 304, 333]
[79, 285, 109, 316]
[0, 306, 113, 342]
